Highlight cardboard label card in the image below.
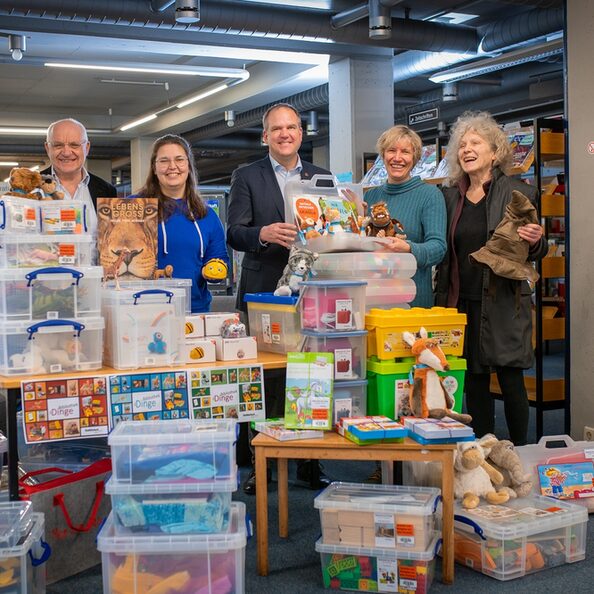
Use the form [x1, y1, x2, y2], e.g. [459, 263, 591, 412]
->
[538, 462, 594, 499]
[188, 365, 265, 422]
[21, 376, 109, 443]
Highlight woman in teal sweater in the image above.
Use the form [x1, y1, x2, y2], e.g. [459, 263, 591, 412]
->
[365, 125, 446, 307]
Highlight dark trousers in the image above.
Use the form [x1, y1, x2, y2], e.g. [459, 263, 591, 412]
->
[464, 366, 529, 446]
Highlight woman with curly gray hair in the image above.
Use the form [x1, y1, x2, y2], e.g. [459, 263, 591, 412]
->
[435, 111, 547, 445]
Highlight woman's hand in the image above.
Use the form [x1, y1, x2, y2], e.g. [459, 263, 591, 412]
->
[517, 223, 544, 246]
[382, 236, 411, 253]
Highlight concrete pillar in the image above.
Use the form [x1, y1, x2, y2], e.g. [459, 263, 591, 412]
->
[328, 57, 394, 182]
[312, 143, 330, 172]
[130, 136, 157, 193]
[86, 159, 112, 185]
[567, 0, 594, 439]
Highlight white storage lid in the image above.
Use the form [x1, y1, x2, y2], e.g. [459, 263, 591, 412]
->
[0, 513, 45, 559]
[0, 265, 103, 283]
[105, 472, 238, 495]
[0, 233, 93, 244]
[0, 501, 33, 548]
[108, 418, 238, 446]
[101, 285, 186, 306]
[454, 495, 589, 539]
[314, 482, 441, 515]
[0, 315, 105, 334]
[97, 501, 247, 553]
[315, 533, 441, 561]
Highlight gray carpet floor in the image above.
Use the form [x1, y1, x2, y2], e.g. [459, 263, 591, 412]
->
[48, 402, 592, 594]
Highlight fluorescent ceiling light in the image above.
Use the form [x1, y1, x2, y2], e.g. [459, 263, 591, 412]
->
[0, 161, 18, 166]
[0, 127, 47, 135]
[45, 62, 248, 79]
[429, 39, 563, 84]
[120, 113, 158, 132]
[176, 83, 229, 109]
[430, 12, 478, 25]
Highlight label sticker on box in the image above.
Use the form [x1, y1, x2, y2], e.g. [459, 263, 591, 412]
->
[374, 512, 396, 547]
[377, 557, 398, 592]
[396, 523, 415, 547]
[335, 299, 353, 330]
[58, 243, 76, 264]
[398, 565, 418, 592]
[261, 313, 272, 344]
[334, 348, 353, 379]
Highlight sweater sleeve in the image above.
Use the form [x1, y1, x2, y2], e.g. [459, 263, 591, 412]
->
[408, 186, 447, 269]
[203, 208, 231, 267]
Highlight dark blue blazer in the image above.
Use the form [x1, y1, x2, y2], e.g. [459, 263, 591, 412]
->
[227, 156, 330, 311]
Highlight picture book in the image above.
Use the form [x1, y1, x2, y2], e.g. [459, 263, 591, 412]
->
[97, 196, 158, 280]
[253, 418, 323, 441]
[537, 461, 594, 499]
[284, 351, 333, 430]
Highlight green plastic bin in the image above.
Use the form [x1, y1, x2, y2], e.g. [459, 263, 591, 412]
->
[367, 356, 466, 418]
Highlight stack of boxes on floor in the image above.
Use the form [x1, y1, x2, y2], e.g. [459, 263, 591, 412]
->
[0, 194, 104, 376]
[313, 482, 442, 593]
[0, 501, 48, 593]
[98, 419, 249, 594]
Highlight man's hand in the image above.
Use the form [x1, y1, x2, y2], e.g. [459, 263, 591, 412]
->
[260, 222, 298, 248]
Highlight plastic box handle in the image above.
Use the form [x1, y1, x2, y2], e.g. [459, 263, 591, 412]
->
[27, 319, 85, 338]
[309, 174, 336, 188]
[245, 513, 254, 540]
[83, 203, 88, 233]
[0, 200, 5, 230]
[433, 537, 443, 556]
[132, 289, 173, 304]
[537, 434, 576, 448]
[432, 494, 443, 514]
[454, 514, 486, 540]
[29, 539, 51, 567]
[26, 267, 84, 286]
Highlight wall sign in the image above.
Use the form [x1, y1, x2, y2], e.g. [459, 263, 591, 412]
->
[408, 108, 439, 126]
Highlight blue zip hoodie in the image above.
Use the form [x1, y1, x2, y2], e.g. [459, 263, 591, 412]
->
[130, 195, 229, 312]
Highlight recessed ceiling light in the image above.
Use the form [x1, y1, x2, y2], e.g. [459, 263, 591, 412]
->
[45, 62, 248, 78]
[120, 113, 158, 132]
[430, 12, 478, 25]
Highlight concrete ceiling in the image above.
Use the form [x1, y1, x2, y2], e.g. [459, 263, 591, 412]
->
[0, 0, 565, 185]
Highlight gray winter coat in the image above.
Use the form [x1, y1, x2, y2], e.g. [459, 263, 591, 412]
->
[435, 168, 548, 369]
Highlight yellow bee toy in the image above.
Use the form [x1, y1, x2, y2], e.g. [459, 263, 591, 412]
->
[202, 258, 228, 282]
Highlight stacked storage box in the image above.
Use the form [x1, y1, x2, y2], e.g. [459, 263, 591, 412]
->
[99, 419, 248, 594]
[366, 307, 467, 417]
[299, 280, 368, 423]
[314, 482, 441, 593]
[0, 501, 49, 593]
[0, 194, 103, 375]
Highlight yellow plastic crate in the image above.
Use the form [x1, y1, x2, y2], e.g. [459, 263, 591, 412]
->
[365, 307, 467, 360]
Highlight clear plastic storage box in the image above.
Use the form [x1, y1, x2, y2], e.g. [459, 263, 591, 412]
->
[0, 316, 104, 375]
[0, 234, 93, 268]
[0, 194, 88, 235]
[244, 292, 301, 354]
[113, 278, 193, 314]
[0, 266, 102, 321]
[365, 278, 417, 309]
[314, 482, 440, 553]
[333, 380, 367, 423]
[106, 475, 237, 535]
[301, 329, 367, 380]
[300, 280, 367, 333]
[315, 534, 440, 593]
[98, 502, 247, 594]
[108, 419, 238, 486]
[452, 495, 588, 581]
[0, 502, 33, 548]
[0, 513, 47, 594]
[102, 286, 186, 369]
[313, 252, 417, 280]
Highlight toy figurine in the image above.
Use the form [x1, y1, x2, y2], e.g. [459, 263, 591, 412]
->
[323, 206, 345, 234]
[102, 247, 131, 289]
[362, 201, 405, 238]
[148, 332, 167, 354]
[220, 318, 246, 339]
[154, 264, 174, 279]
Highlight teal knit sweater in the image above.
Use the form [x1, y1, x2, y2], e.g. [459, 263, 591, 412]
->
[366, 177, 446, 308]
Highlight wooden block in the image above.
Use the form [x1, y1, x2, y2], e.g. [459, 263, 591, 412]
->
[322, 527, 340, 544]
[320, 510, 339, 528]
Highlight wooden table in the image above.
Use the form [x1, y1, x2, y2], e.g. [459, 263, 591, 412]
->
[253, 432, 456, 583]
[0, 352, 287, 500]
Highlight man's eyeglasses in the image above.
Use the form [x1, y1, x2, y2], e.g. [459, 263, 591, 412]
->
[48, 141, 88, 151]
[155, 156, 189, 168]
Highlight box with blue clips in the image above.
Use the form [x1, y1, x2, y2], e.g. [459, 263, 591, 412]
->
[339, 416, 407, 445]
[403, 417, 474, 444]
[108, 419, 238, 486]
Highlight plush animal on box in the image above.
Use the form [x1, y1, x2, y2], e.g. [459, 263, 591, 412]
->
[484, 438, 532, 499]
[39, 176, 64, 200]
[220, 318, 247, 338]
[202, 258, 228, 282]
[401, 328, 472, 424]
[323, 206, 345, 234]
[362, 201, 405, 238]
[5, 167, 44, 200]
[153, 264, 174, 280]
[274, 246, 318, 296]
[454, 434, 510, 509]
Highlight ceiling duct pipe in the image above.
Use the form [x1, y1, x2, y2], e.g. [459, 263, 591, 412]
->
[0, 0, 479, 52]
[150, 1, 175, 11]
[185, 84, 329, 143]
[331, 3, 369, 29]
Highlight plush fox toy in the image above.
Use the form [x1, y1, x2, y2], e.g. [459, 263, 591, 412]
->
[401, 327, 472, 424]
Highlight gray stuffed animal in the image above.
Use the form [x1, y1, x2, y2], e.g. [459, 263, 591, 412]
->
[274, 246, 318, 296]
[485, 439, 532, 499]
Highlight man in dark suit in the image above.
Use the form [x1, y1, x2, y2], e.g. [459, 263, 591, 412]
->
[43, 118, 117, 218]
[227, 103, 331, 494]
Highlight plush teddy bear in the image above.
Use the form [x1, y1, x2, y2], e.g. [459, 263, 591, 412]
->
[484, 438, 533, 499]
[39, 176, 64, 200]
[274, 245, 318, 296]
[5, 167, 44, 199]
[454, 434, 510, 509]
[362, 201, 405, 238]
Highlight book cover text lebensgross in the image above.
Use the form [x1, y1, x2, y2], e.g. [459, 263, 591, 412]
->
[97, 197, 158, 280]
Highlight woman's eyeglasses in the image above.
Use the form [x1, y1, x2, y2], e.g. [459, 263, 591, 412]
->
[155, 156, 189, 168]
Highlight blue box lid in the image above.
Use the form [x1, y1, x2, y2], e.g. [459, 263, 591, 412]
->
[243, 292, 299, 305]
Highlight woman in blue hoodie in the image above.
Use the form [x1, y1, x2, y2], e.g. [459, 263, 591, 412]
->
[133, 134, 229, 312]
